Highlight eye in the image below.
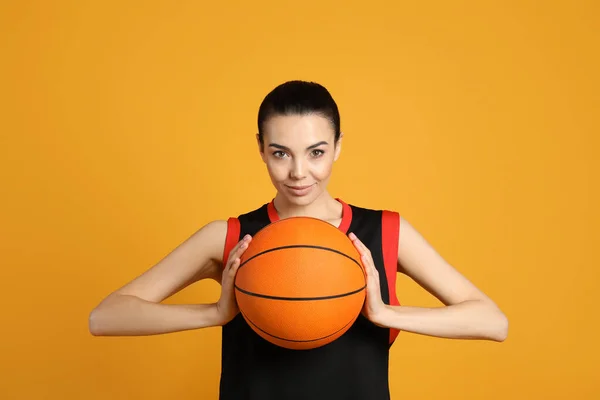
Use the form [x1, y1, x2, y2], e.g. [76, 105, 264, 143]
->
[272, 151, 288, 158]
[310, 149, 325, 158]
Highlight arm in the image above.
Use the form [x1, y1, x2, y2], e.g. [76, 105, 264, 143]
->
[384, 216, 508, 341]
[350, 217, 508, 342]
[89, 220, 233, 336]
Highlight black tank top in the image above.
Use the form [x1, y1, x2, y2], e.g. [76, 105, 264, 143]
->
[219, 199, 400, 400]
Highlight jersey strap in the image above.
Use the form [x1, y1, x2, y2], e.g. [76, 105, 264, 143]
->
[382, 210, 401, 344]
[222, 217, 241, 267]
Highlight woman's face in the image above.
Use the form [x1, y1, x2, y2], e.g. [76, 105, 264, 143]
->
[259, 114, 341, 207]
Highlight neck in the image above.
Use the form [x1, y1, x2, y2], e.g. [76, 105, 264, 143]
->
[272, 190, 340, 220]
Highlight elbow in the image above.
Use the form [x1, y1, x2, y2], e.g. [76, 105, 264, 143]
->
[88, 294, 136, 336]
[470, 299, 508, 342]
[88, 307, 105, 336]
[88, 293, 124, 336]
[497, 313, 509, 342]
[89, 297, 119, 336]
[488, 309, 509, 342]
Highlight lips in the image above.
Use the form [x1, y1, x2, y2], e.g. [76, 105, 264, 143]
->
[286, 184, 313, 190]
[285, 183, 315, 196]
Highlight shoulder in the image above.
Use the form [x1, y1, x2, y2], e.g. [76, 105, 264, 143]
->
[202, 219, 228, 234]
[189, 220, 229, 263]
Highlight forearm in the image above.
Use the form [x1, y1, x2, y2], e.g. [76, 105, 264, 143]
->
[89, 294, 222, 336]
[376, 300, 508, 341]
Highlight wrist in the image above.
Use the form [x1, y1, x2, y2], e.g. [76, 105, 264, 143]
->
[372, 305, 397, 328]
[196, 302, 225, 328]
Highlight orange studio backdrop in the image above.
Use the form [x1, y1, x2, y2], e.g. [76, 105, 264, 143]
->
[1, 1, 598, 399]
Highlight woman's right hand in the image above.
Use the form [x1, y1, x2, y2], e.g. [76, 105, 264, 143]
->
[215, 234, 252, 325]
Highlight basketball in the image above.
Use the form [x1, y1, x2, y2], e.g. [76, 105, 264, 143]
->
[234, 216, 366, 350]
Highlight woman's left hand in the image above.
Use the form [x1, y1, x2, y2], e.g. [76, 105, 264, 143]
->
[348, 232, 389, 327]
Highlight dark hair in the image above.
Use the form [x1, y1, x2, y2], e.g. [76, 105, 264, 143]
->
[257, 80, 341, 147]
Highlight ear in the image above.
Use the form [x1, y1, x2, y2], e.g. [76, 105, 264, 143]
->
[333, 132, 343, 161]
[256, 133, 266, 163]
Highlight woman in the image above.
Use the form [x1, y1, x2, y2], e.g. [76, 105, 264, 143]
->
[89, 80, 508, 400]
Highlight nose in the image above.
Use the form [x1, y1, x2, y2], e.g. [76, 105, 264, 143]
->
[289, 159, 307, 180]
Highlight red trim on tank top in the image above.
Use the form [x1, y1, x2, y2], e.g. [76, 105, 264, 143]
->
[382, 210, 401, 344]
[336, 199, 352, 234]
[267, 198, 352, 233]
[222, 217, 241, 267]
[267, 200, 279, 222]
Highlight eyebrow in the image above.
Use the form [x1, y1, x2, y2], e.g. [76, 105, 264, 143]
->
[268, 141, 329, 151]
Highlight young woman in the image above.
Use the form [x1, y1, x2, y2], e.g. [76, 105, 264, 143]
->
[89, 80, 508, 400]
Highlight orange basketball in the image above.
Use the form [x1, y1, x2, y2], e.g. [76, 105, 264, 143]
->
[234, 217, 366, 350]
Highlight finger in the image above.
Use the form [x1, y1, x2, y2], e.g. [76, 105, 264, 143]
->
[227, 235, 252, 267]
[223, 257, 235, 276]
[231, 234, 251, 256]
[362, 252, 379, 276]
[228, 257, 241, 277]
[227, 242, 243, 263]
[228, 235, 248, 257]
[232, 238, 251, 263]
[348, 233, 366, 254]
[223, 260, 241, 289]
[230, 257, 242, 275]
[349, 233, 378, 278]
[351, 234, 371, 258]
[361, 254, 375, 275]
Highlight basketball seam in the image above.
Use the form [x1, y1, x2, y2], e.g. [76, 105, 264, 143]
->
[241, 309, 358, 343]
[238, 244, 362, 271]
[234, 285, 366, 301]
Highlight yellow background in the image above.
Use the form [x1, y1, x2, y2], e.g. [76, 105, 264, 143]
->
[1, 1, 598, 399]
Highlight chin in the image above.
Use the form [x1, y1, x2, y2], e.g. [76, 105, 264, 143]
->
[288, 195, 315, 206]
